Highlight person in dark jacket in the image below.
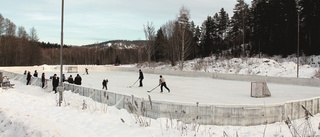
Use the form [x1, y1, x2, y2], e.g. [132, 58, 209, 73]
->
[159, 75, 170, 93]
[41, 73, 46, 88]
[67, 75, 74, 84]
[26, 71, 32, 85]
[62, 74, 66, 82]
[138, 69, 144, 87]
[52, 74, 59, 93]
[74, 74, 82, 85]
[102, 79, 108, 90]
[85, 68, 89, 75]
[33, 70, 38, 77]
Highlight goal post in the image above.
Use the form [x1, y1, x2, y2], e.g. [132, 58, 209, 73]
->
[251, 82, 271, 98]
[66, 66, 78, 73]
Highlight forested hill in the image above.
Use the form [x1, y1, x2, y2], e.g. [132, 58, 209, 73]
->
[83, 40, 147, 49]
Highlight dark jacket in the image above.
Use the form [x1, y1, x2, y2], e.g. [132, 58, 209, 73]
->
[41, 74, 45, 83]
[68, 77, 74, 84]
[139, 71, 144, 79]
[27, 72, 32, 81]
[74, 75, 82, 85]
[102, 79, 108, 86]
[33, 71, 38, 77]
[52, 76, 59, 87]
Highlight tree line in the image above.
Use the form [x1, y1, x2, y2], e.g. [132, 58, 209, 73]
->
[0, 13, 147, 66]
[145, 0, 320, 68]
[1, 0, 320, 67]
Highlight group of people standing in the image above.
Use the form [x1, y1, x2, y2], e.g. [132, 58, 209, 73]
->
[24, 68, 170, 93]
[52, 74, 82, 94]
[25, 70, 39, 85]
[24, 70, 83, 94]
[25, 70, 46, 89]
[65, 74, 82, 85]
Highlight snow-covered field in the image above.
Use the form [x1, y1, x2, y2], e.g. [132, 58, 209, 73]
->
[0, 56, 320, 137]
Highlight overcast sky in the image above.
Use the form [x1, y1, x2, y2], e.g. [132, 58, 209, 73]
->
[0, 0, 251, 46]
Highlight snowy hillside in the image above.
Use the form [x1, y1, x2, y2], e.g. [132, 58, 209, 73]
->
[140, 55, 320, 78]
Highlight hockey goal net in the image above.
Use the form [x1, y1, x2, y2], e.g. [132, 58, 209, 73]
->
[67, 66, 78, 73]
[250, 82, 271, 98]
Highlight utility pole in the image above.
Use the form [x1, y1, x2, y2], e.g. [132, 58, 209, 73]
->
[58, 0, 64, 106]
[296, 0, 300, 78]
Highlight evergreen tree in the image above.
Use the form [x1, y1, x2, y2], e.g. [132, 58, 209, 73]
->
[251, 0, 297, 56]
[201, 16, 216, 57]
[300, 0, 320, 55]
[217, 8, 229, 41]
[228, 0, 250, 57]
[153, 28, 166, 62]
[189, 21, 201, 59]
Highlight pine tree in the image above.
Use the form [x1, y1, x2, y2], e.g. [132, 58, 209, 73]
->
[228, 0, 250, 57]
[153, 28, 166, 62]
[201, 16, 216, 57]
[300, 0, 320, 55]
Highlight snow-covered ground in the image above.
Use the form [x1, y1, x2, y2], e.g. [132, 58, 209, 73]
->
[0, 56, 320, 137]
[141, 55, 320, 78]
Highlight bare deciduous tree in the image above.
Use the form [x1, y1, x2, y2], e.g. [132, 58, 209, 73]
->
[4, 18, 16, 36]
[17, 26, 28, 39]
[176, 6, 194, 70]
[162, 20, 178, 66]
[29, 27, 39, 42]
[143, 22, 155, 64]
[0, 14, 4, 35]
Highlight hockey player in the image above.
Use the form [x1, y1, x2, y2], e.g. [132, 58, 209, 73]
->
[85, 68, 89, 75]
[138, 69, 144, 87]
[159, 75, 170, 93]
[102, 79, 108, 90]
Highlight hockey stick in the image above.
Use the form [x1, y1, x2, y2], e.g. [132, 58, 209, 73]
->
[128, 79, 139, 88]
[147, 85, 160, 92]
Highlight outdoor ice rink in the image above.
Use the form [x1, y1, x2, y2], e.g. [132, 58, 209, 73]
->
[40, 70, 320, 106]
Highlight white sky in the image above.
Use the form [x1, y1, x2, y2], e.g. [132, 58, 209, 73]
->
[0, 0, 251, 46]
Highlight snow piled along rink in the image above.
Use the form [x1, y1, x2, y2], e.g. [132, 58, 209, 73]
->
[1, 55, 320, 137]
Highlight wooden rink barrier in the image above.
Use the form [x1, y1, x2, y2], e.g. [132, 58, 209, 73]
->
[0, 66, 320, 126]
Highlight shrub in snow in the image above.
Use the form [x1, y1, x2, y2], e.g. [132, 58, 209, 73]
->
[313, 68, 320, 79]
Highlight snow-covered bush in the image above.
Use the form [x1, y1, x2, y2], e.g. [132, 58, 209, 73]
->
[313, 68, 320, 79]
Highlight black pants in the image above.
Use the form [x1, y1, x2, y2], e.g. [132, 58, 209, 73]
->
[160, 82, 170, 92]
[139, 79, 143, 87]
[53, 86, 57, 93]
[102, 85, 107, 90]
[26, 80, 30, 85]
